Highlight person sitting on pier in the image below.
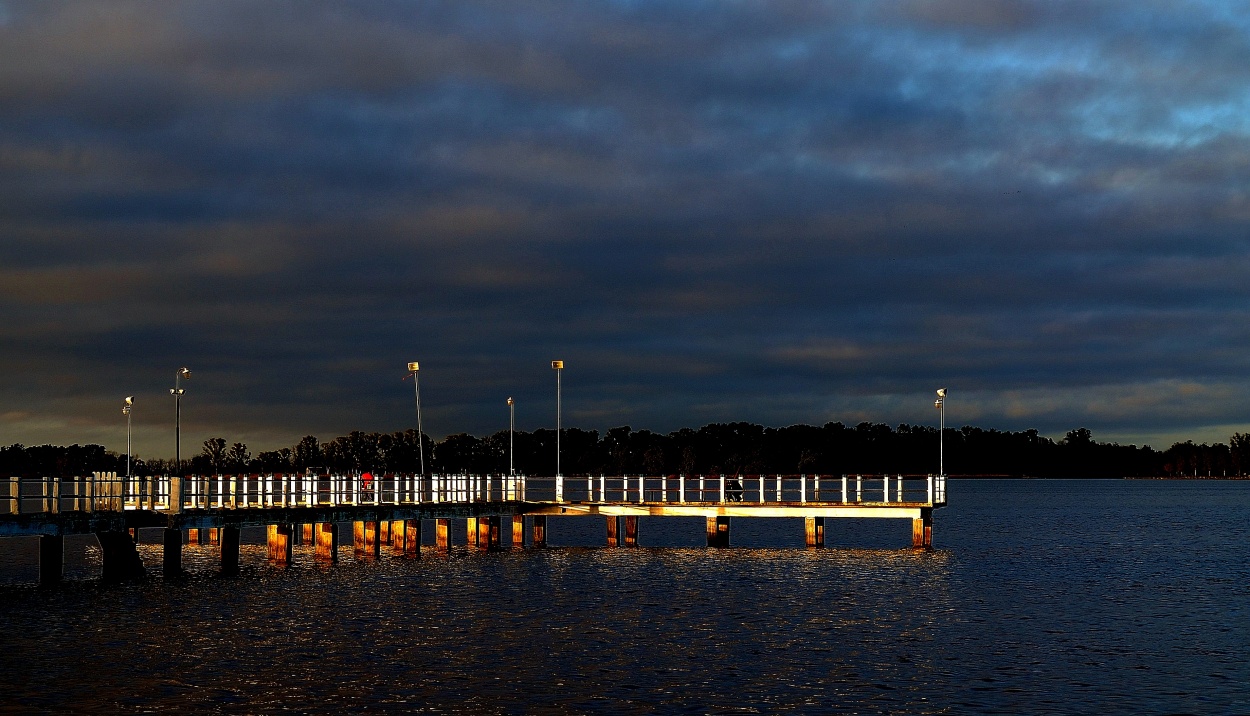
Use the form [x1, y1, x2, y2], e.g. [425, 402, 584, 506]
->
[726, 477, 744, 502]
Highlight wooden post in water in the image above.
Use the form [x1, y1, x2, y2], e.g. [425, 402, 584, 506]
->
[466, 517, 479, 549]
[912, 508, 933, 548]
[435, 518, 450, 552]
[267, 524, 293, 567]
[380, 520, 390, 544]
[391, 520, 405, 552]
[38, 535, 64, 585]
[623, 516, 638, 546]
[186, 528, 199, 545]
[302, 524, 314, 546]
[706, 516, 730, 548]
[353, 521, 366, 555]
[220, 525, 240, 575]
[532, 515, 547, 547]
[403, 520, 420, 557]
[163, 527, 182, 576]
[476, 517, 492, 551]
[97, 531, 145, 581]
[606, 515, 620, 546]
[512, 515, 525, 547]
[208, 528, 220, 546]
[315, 523, 337, 563]
[364, 521, 380, 558]
[804, 517, 825, 547]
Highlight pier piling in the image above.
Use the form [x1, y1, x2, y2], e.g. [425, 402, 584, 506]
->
[97, 531, 145, 581]
[532, 515, 547, 547]
[38, 535, 63, 585]
[435, 518, 450, 552]
[706, 516, 730, 548]
[267, 524, 293, 566]
[220, 525, 240, 575]
[805, 517, 825, 547]
[315, 523, 337, 563]
[511, 515, 525, 547]
[163, 527, 182, 576]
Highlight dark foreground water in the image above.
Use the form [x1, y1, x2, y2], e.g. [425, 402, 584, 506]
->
[1, 480, 1247, 714]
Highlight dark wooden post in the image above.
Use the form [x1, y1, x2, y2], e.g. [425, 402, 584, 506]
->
[606, 515, 620, 546]
[805, 517, 825, 547]
[315, 523, 337, 563]
[623, 516, 639, 547]
[532, 515, 547, 547]
[220, 525, 241, 575]
[489, 516, 501, 549]
[97, 531, 145, 581]
[706, 516, 730, 548]
[162, 527, 182, 576]
[38, 535, 64, 585]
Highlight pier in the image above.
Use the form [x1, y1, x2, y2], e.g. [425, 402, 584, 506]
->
[1, 472, 946, 584]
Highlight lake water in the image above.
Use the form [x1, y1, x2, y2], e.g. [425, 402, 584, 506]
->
[1, 479, 1247, 713]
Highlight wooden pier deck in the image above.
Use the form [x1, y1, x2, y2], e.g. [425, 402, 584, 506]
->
[0, 472, 946, 584]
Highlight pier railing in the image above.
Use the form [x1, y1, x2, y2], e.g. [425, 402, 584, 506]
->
[3, 473, 946, 515]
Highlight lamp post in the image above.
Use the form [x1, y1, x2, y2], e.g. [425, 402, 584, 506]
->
[552, 360, 563, 501]
[170, 367, 190, 476]
[934, 388, 947, 477]
[122, 396, 134, 478]
[407, 362, 425, 476]
[507, 396, 515, 476]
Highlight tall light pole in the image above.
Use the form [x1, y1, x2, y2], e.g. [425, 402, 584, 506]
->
[935, 388, 947, 477]
[507, 396, 515, 476]
[407, 362, 425, 476]
[552, 360, 563, 477]
[122, 396, 134, 478]
[170, 367, 191, 476]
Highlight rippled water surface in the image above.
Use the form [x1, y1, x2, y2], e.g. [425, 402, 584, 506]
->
[1, 480, 1248, 713]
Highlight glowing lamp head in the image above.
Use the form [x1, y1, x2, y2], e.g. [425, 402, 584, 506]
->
[507, 396, 514, 406]
[936, 388, 946, 399]
[179, 367, 191, 379]
[408, 361, 419, 372]
[551, 360, 564, 370]
[124, 396, 134, 406]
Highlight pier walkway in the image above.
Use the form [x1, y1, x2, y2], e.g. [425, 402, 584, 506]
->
[1, 472, 946, 584]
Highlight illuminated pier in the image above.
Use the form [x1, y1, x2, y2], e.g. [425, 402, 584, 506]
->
[0, 472, 945, 584]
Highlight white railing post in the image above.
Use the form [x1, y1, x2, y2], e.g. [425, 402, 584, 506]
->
[699, 475, 705, 502]
[719, 474, 725, 503]
[556, 475, 564, 503]
[800, 474, 806, 504]
[856, 474, 862, 503]
[883, 475, 890, 504]
[679, 474, 686, 503]
[927, 474, 934, 504]
[775, 474, 782, 503]
[638, 474, 645, 503]
[841, 474, 848, 503]
[898, 475, 904, 502]
[814, 475, 820, 501]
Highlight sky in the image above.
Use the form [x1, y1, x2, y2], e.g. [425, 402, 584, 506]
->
[2, 0, 1250, 460]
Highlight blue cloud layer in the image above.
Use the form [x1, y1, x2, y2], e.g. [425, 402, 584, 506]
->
[2, 1, 1249, 456]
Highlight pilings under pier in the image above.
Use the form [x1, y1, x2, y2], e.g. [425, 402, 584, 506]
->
[706, 516, 730, 548]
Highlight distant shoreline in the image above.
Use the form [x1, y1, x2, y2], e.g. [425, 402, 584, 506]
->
[950, 474, 1250, 480]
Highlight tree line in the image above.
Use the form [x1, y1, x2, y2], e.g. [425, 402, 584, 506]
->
[4, 423, 1250, 478]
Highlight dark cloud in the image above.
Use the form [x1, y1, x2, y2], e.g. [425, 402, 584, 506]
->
[2, 0, 1249, 459]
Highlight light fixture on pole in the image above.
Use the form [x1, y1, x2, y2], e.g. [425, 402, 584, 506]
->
[507, 396, 515, 476]
[170, 367, 191, 476]
[552, 360, 563, 502]
[406, 362, 425, 477]
[934, 388, 947, 478]
[122, 396, 134, 478]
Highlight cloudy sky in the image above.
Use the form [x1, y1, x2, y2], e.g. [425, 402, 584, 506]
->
[2, 1, 1249, 459]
